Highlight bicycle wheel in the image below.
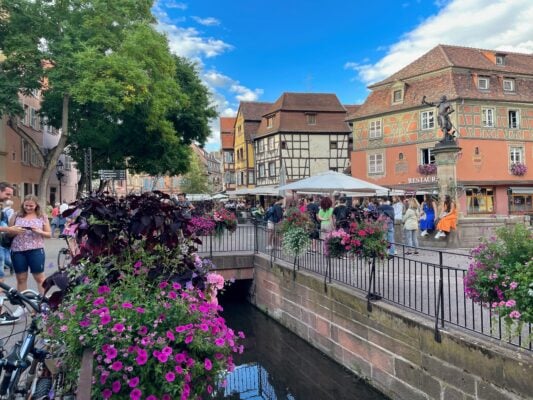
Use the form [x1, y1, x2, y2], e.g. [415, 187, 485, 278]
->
[56, 249, 71, 272]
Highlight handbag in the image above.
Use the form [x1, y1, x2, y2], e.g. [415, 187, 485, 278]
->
[0, 233, 13, 249]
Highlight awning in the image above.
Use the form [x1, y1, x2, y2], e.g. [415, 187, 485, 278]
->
[509, 187, 533, 195]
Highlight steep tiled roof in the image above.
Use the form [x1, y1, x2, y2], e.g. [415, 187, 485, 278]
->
[350, 45, 533, 120]
[256, 92, 350, 138]
[239, 102, 272, 121]
[219, 117, 235, 133]
[373, 44, 533, 87]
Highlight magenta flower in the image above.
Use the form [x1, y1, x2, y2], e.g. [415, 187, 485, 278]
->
[105, 346, 118, 360]
[93, 297, 105, 306]
[130, 388, 142, 400]
[122, 302, 133, 309]
[110, 361, 123, 371]
[509, 310, 521, 319]
[128, 376, 139, 388]
[79, 319, 90, 328]
[100, 314, 112, 325]
[112, 323, 125, 333]
[204, 358, 212, 371]
[166, 331, 175, 341]
[138, 326, 148, 335]
[97, 285, 110, 295]
[112, 380, 121, 393]
[165, 372, 175, 382]
[184, 335, 193, 344]
[135, 307, 145, 314]
[102, 389, 112, 399]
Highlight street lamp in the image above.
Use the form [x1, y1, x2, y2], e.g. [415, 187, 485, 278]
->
[56, 160, 65, 203]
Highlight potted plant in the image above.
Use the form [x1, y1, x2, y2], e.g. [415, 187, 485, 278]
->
[510, 162, 527, 176]
[464, 224, 533, 337]
[417, 163, 437, 175]
[323, 229, 351, 258]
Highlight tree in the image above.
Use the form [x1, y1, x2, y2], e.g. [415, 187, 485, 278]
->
[0, 1, 214, 204]
[181, 151, 209, 194]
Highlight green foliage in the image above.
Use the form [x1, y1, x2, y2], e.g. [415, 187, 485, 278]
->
[279, 207, 313, 234]
[181, 151, 209, 194]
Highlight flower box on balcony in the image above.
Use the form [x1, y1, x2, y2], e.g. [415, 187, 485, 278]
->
[510, 163, 527, 176]
[417, 164, 437, 175]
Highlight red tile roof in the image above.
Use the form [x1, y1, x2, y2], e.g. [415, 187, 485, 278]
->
[237, 102, 273, 141]
[219, 117, 235, 133]
[349, 45, 533, 120]
[256, 93, 351, 138]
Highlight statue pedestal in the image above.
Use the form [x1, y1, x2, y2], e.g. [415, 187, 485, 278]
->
[433, 143, 462, 201]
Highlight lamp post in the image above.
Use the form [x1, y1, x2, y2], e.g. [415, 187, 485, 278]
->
[56, 160, 65, 203]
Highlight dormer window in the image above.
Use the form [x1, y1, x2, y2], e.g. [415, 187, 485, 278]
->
[266, 115, 274, 128]
[503, 78, 515, 92]
[495, 54, 506, 65]
[306, 113, 316, 125]
[478, 77, 490, 90]
[393, 90, 402, 103]
[391, 81, 405, 104]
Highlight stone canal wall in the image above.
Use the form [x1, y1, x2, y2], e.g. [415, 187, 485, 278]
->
[251, 255, 533, 400]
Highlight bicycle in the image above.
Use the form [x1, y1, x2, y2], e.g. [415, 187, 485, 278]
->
[56, 235, 78, 272]
[0, 282, 73, 399]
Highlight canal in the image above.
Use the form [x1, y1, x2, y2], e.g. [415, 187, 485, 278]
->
[216, 285, 389, 400]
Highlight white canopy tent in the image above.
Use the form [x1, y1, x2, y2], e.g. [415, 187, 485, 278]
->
[278, 171, 390, 194]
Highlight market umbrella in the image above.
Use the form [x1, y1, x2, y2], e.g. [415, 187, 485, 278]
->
[278, 170, 390, 193]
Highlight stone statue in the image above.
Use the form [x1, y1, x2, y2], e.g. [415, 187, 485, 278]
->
[422, 95, 456, 144]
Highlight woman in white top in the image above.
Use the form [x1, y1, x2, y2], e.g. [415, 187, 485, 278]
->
[402, 198, 420, 255]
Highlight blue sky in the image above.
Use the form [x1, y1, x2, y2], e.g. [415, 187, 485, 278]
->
[153, 0, 533, 151]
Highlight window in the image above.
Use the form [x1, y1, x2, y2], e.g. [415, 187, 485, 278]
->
[268, 162, 275, 177]
[466, 187, 494, 214]
[369, 120, 382, 139]
[508, 110, 519, 129]
[330, 141, 338, 150]
[392, 89, 402, 103]
[24, 183, 31, 196]
[421, 148, 435, 165]
[420, 110, 435, 130]
[503, 79, 515, 92]
[478, 77, 490, 90]
[474, 147, 480, 156]
[30, 149, 39, 166]
[509, 146, 523, 164]
[258, 164, 265, 178]
[33, 184, 39, 196]
[368, 154, 383, 174]
[281, 141, 287, 150]
[496, 55, 505, 65]
[21, 140, 30, 164]
[268, 137, 274, 151]
[306, 114, 316, 125]
[258, 140, 264, 153]
[398, 152, 404, 160]
[241, 171, 245, 185]
[482, 108, 495, 127]
[30, 108, 38, 130]
[248, 171, 254, 185]
[267, 116, 274, 128]
[23, 105, 30, 125]
[224, 151, 233, 163]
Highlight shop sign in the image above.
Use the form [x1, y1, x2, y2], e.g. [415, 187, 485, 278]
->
[407, 176, 438, 184]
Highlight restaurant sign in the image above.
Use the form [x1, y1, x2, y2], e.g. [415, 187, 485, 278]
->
[407, 176, 438, 184]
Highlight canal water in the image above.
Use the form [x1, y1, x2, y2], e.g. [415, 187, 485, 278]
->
[217, 294, 389, 400]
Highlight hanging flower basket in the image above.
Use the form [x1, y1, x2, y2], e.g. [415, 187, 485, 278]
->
[510, 163, 527, 176]
[417, 164, 437, 175]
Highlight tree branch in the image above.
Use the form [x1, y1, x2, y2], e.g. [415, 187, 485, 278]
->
[7, 116, 46, 165]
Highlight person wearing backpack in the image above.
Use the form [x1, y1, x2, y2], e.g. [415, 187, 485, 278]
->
[266, 197, 283, 250]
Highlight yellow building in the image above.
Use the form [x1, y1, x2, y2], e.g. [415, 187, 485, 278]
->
[234, 102, 272, 189]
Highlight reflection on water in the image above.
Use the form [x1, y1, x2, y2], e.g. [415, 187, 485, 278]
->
[217, 300, 388, 400]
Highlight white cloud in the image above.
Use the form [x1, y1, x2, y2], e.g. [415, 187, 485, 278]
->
[158, 22, 233, 59]
[345, 0, 533, 85]
[192, 16, 220, 26]
[203, 69, 263, 102]
[165, 1, 187, 10]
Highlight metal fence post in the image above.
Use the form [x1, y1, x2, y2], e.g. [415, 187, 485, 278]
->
[254, 222, 258, 253]
[434, 251, 444, 343]
[209, 231, 213, 258]
[366, 256, 382, 312]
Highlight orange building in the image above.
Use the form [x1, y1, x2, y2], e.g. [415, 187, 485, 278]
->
[347, 45, 533, 216]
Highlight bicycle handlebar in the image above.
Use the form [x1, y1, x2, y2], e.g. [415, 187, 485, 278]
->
[0, 282, 41, 314]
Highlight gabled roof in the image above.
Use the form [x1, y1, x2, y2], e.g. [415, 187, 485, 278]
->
[350, 45, 533, 120]
[219, 117, 235, 134]
[238, 102, 272, 121]
[373, 44, 533, 87]
[255, 92, 351, 138]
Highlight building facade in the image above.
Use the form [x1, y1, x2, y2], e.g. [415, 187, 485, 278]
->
[220, 117, 236, 191]
[233, 102, 272, 189]
[347, 45, 533, 216]
[254, 93, 352, 187]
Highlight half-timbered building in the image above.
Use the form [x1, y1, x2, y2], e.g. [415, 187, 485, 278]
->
[347, 45, 533, 216]
[234, 102, 272, 189]
[254, 93, 352, 187]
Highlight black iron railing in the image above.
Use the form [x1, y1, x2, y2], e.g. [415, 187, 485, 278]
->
[199, 223, 532, 352]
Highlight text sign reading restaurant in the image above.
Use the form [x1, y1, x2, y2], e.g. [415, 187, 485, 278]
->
[98, 170, 127, 180]
[407, 176, 438, 184]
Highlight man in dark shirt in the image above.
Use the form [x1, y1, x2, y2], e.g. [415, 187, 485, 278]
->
[333, 197, 349, 231]
[306, 196, 320, 251]
[377, 197, 395, 259]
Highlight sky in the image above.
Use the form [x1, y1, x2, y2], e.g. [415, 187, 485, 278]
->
[153, 0, 533, 152]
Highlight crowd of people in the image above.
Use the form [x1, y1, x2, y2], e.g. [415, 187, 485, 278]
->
[260, 193, 458, 256]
